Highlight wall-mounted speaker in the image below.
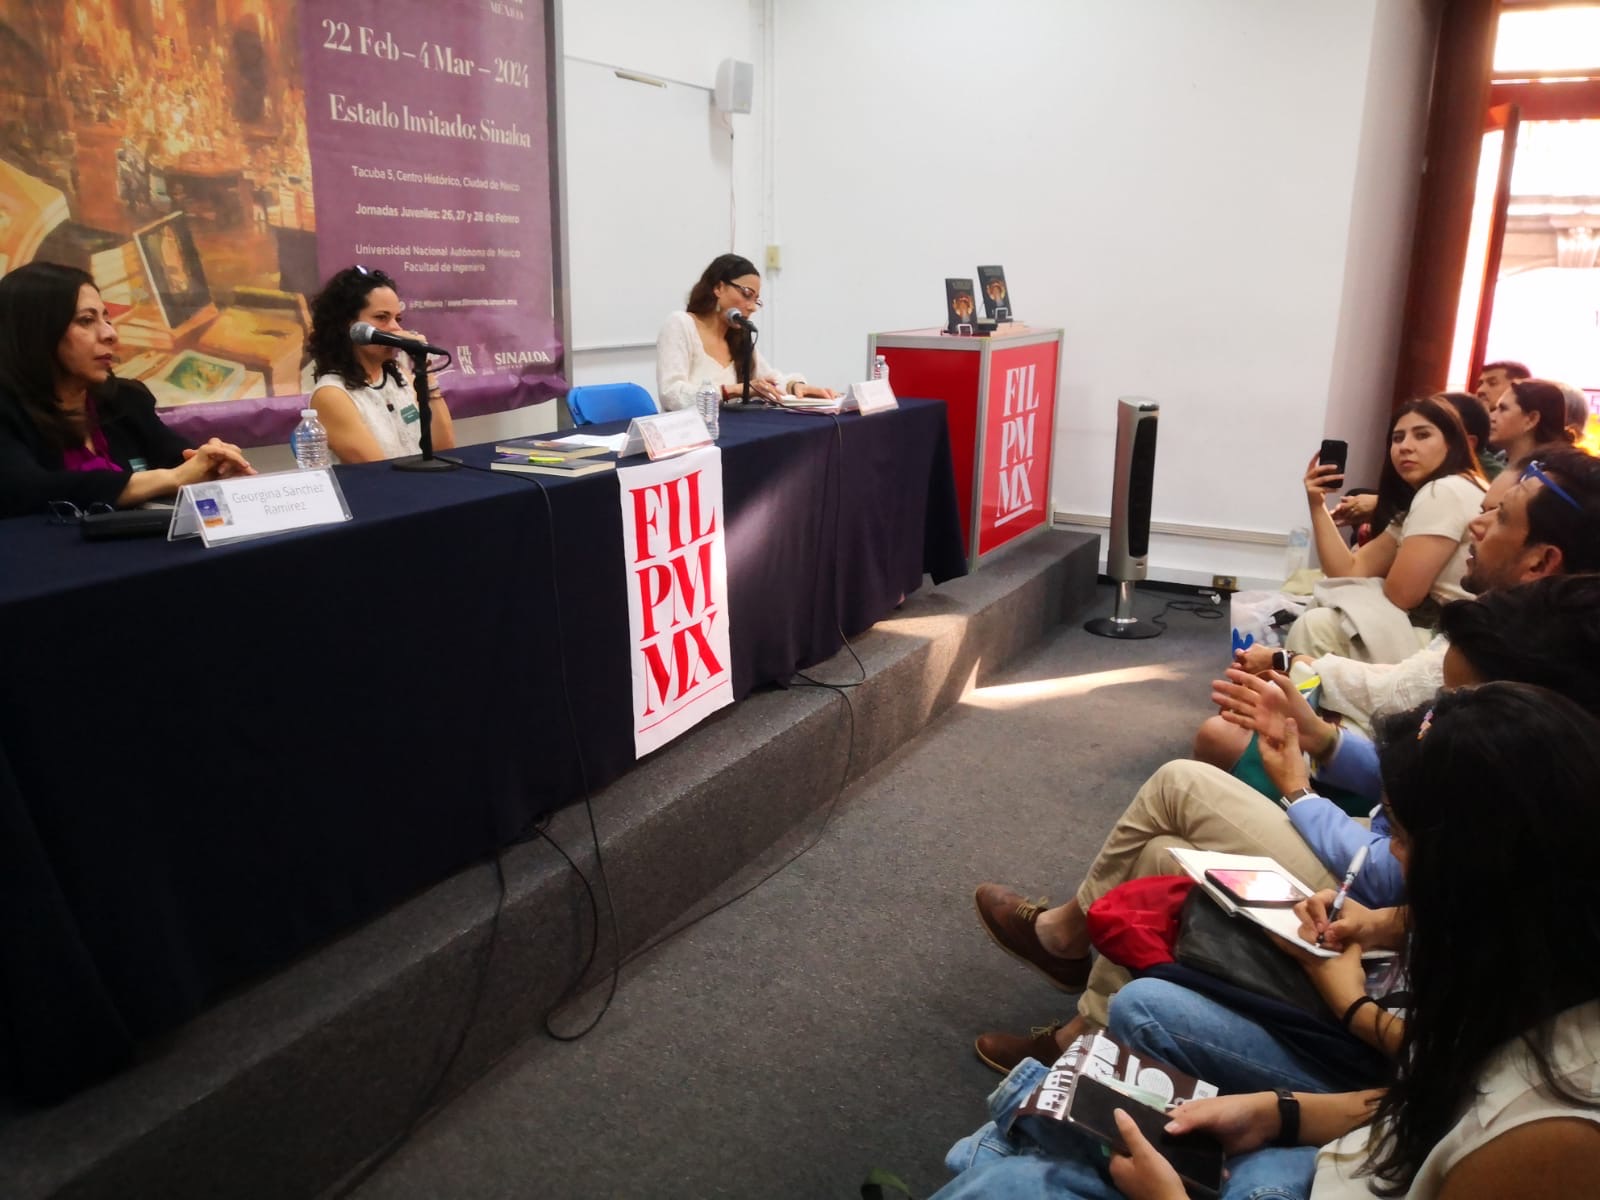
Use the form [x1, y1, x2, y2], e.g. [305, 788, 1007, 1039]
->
[1086, 397, 1162, 639]
[714, 59, 754, 114]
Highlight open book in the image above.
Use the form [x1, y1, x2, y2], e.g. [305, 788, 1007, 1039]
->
[1167, 848, 1394, 962]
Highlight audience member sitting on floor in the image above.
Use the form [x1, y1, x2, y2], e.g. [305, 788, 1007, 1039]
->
[1197, 447, 1599, 790]
[1474, 359, 1528, 412]
[1285, 397, 1485, 663]
[1112, 574, 1600, 1103]
[938, 684, 1600, 1200]
[1193, 446, 1600, 776]
[969, 568, 1600, 1076]
[1560, 382, 1593, 443]
[1487, 378, 1571, 469]
[1331, 392, 1495, 534]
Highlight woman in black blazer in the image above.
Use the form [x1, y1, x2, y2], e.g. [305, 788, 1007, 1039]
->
[0, 261, 254, 519]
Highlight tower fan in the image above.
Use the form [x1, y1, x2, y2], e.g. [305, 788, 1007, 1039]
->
[1085, 397, 1161, 639]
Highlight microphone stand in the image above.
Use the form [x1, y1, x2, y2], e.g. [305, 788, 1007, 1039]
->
[740, 324, 758, 405]
[393, 347, 460, 472]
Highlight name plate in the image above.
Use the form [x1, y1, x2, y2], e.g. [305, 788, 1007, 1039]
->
[169, 468, 353, 546]
[621, 409, 713, 460]
[848, 379, 899, 415]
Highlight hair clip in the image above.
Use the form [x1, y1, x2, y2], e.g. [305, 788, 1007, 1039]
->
[1417, 707, 1435, 740]
[354, 264, 370, 275]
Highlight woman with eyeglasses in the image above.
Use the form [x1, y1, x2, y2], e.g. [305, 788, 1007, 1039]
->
[655, 253, 837, 410]
[1487, 378, 1573, 469]
[1286, 396, 1486, 662]
[306, 266, 455, 462]
[0, 261, 255, 520]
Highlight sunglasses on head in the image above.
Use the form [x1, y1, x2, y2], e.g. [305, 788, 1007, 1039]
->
[353, 264, 396, 287]
[1520, 460, 1582, 512]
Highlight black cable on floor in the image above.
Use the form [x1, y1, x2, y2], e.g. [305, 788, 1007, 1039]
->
[1148, 596, 1226, 633]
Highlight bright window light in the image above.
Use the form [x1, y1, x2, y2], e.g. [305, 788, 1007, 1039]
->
[1495, 8, 1600, 75]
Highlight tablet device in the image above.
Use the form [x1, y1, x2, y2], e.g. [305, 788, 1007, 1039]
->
[1065, 1075, 1223, 1198]
[1204, 867, 1309, 908]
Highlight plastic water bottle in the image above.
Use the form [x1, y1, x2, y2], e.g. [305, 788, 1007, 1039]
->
[695, 381, 720, 441]
[873, 355, 889, 387]
[1285, 525, 1311, 577]
[291, 408, 331, 469]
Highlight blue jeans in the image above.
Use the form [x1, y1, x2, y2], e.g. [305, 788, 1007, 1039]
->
[934, 1059, 1314, 1200]
[1109, 977, 1377, 1095]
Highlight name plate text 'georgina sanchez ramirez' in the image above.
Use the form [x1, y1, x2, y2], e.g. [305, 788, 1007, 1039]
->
[170, 469, 352, 546]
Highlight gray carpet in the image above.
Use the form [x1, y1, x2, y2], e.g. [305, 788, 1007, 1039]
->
[348, 585, 1228, 1200]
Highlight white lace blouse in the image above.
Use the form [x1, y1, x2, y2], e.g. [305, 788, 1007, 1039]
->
[654, 311, 804, 411]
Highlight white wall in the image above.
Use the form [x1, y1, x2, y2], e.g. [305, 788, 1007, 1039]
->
[765, 0, 1437, 586]
[559, 0, 770, 393]
[1324, 1, 1439, 495]
[554, 0, 1438, 585]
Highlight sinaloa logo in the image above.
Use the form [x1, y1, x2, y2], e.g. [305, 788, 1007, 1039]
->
[996, 363, 1038, 524]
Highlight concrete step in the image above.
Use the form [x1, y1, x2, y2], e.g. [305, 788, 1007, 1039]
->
[0, 531, 1099, 1200]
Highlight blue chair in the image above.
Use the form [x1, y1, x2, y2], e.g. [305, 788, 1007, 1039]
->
[566, 382, 658, 426]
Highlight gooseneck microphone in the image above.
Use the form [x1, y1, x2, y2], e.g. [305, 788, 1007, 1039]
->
[350, 322, 449, 357]
[723, 307, 755, 330]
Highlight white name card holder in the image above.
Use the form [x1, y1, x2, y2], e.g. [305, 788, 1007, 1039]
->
[848, 379, 899, 415]
[168, 468, 353, 547]
[620, 409, 713, 460]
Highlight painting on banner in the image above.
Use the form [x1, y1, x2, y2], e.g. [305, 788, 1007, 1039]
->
[618, 448, 733, 758]
[977, 340, 1058, 556]
[0, 0, 563, 448]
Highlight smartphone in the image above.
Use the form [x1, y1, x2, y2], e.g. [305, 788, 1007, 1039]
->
[1065, 1075, 1223, 1198]
[1318, 438, 1349, 480]
[1204, 867, 1309, 908]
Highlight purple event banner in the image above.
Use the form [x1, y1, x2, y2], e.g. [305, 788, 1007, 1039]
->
[160, 0, 566, 447]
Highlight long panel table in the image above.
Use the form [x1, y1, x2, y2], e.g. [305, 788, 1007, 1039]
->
[0, 399, 965, 1102]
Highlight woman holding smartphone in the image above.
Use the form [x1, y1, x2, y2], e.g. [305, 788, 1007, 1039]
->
[1286, 397, 1484, 662]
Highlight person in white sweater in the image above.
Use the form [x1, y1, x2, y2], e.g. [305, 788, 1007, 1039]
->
[654, 254, 836, 411]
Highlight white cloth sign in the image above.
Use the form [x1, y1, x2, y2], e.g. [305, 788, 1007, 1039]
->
[617, 447, 734, 757]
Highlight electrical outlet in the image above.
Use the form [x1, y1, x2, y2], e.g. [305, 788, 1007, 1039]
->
[1211, 575, 1238, 592]
[765, 244, 782, 271]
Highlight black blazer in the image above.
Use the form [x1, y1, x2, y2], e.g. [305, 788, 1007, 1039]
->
[0, 378, 190, 518]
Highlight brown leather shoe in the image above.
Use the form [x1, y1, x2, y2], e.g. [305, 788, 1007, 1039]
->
[974, 1024, 1066, 1074]
[974, 884, 1092, 991]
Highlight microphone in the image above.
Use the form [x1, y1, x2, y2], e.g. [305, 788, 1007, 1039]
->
[723, 307, 755, 330]
[350, 322, 449, 357]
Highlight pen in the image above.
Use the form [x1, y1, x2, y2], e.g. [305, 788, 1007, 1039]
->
[1319, 844, 1369, 946]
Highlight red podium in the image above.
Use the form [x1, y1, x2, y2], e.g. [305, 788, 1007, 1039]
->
[868, 325, 1061, 568]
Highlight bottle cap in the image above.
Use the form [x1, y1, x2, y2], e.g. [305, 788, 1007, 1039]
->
[301, 408, 317, 419]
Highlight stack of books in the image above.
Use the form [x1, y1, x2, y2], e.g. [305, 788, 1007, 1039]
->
[490, 436, 618, 477]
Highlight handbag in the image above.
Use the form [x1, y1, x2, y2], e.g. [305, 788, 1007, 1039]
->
[1171, 888, 1330, 1019]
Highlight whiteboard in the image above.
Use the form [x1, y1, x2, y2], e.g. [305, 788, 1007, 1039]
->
[564, 58, 733, 351]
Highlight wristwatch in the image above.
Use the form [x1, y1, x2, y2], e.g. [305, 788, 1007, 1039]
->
[1280, 787, 1315, 810]
[1273, 1088, 1301, 1147]
[1271, 648, 1292, 674]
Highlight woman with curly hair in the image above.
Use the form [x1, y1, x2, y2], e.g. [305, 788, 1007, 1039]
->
[306, 266, 454, 462]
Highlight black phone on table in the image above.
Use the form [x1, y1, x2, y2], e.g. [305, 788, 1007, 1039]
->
[1204, 867, 1309, 908]
[1064, 1075, 1223, 1198]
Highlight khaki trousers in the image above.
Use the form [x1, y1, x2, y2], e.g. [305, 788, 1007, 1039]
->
[1071, 758, 1341, 1026]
